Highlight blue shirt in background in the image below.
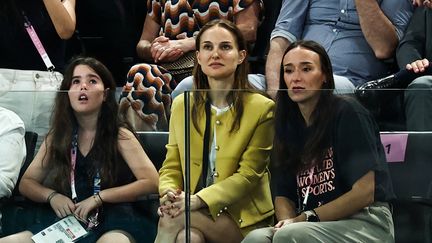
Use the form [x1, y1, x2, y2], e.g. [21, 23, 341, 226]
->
[271, 0, 413, 86]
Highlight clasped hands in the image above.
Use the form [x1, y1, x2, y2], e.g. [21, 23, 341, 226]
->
[48, 193, 101, 224]
[150, 34, 193, 63]
[157, 188, 205, 218]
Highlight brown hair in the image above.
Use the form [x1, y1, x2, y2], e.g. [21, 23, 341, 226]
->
[191, 19, 252, 134]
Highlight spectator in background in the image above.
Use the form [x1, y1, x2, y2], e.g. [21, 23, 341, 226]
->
[264, 0, 413, 98]
[0, 0, 76, 148]
[397, 3, 432, 131]
[0, 106, 26, 234]
[0, 57, 159, 243]
[243, 40, 394, 243]
[356, 1, 432, 131]
[155, 20, 274, 243]
[119, 0, 262, 131]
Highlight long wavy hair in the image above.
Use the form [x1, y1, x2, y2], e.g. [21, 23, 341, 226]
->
[191, 19, 253, 134]
[44, 56, 133, 193]
[273, 40, 339, 173]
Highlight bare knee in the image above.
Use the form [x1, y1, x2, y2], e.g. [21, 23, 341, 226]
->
[176, 228, 205, 243]
[96, 230, 135, 243]
[158, 213, 184, 231]
[0, 231, 33, 243]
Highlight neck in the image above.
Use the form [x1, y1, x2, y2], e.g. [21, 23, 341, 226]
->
[298, 98, 319, 127]
[75, 112, 99, 133]
[208, 76, 234, 108]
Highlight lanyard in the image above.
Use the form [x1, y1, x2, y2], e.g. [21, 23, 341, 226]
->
[70, 130, 101, 202]
[297, 167, 314, 212]
[23, 13, 55, 72]
[70, 129, 101, 230]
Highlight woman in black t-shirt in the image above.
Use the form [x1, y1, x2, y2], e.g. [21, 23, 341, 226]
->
[242, 40, 395, 243]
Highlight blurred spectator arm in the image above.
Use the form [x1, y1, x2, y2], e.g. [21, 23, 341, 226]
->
[137, 13, 161, 62]
[42, 0, 76, 39]
[0, 111, 26, 199]
[396, 7, 426, 69]
[234, 0, 261, 43]
[265, 37, 290, 98]
[355, 0, 412, 59]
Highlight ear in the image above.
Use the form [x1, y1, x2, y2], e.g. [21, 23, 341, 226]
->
[103, 88, 110, 101]
[196, 50, 202, 65]
[238, 50, 247, 64]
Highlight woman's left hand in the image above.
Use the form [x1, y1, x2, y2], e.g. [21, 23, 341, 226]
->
[160, 191, 205, 218]
[273, 214, 306, 231]
[74, 195, 101, 222]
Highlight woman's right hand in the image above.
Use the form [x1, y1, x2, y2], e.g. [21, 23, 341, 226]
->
[406, 58, 430, 73]
[157, 188, 181, 217]
[49, 193, 76, 218]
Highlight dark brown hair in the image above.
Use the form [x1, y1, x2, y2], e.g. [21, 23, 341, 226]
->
[191, 19, 253, 134]
[45, 56, 133, 193]
[273, 40, 338, 173]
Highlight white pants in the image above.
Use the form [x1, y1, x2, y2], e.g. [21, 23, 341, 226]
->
[0, 69, 62, 149]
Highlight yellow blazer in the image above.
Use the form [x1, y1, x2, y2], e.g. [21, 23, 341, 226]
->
[159, 92, 275, 233]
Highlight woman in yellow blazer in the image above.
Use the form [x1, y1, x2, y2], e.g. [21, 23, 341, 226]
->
[155, 19, 275, 243]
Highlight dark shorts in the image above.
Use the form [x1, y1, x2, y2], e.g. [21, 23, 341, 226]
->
[29, 203, 156, 243]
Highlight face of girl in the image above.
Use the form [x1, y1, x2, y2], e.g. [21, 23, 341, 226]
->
[283, 47, 326, 107]
[196, 26, 246, 83]
[68, 64, 106, 115]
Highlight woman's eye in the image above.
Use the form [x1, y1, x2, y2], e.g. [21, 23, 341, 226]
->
[284, 68, 293, 74]
[90, 79, 98, 84]
[72, 79, 80, 84]
[221, 44, 232, 50]
[203, 44, 212, 50]
[303, 67, 311, 72]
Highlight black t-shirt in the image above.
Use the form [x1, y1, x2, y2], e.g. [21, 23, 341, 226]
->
[73, 148, 135, 202]
[274, 98, 394, 211]
[0, 0, 65, 71]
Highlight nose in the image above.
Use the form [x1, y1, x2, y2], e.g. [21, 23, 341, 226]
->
[211, 49, 220, 59]
[290, 70, 302, 83]
[80, 81, 88, 90]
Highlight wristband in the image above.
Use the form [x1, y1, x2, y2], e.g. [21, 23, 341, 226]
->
[96, 193, 104, 204]
[46, 191, 58, 203]
[93, 193, 104, 206]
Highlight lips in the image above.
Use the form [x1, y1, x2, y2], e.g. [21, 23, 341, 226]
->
[291, 86, 305, 93]
[209, 62, 224, 68]
[78, 93, 88, 101]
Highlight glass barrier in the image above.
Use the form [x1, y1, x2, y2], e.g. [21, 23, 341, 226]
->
[1, 89, 431, 242]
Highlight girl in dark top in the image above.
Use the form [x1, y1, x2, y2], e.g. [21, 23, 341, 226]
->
[242, 40, 395, 243]
[0, 57, 159, 243]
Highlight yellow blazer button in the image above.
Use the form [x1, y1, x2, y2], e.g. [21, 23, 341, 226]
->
[238, 219, 243, 223]
[213, 172, 219, 177]
[215, 145, 220, 151]
[224, 207, 228, 210]
[216, 120, 221, 125]
[219, 209, 223, 213]
[217, 213, 221, 217]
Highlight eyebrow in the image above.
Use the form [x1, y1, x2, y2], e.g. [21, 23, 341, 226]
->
[201, 41, 233, 45]
[72, 74, 101, 79]
[284, 61, 314, 67]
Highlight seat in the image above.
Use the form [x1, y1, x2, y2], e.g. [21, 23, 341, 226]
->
[384, 132, 432, 243]
[136, 131, 169, 171]
[11, 131, 38, 197]
[1, 131, 38, 236]
[134, 131, 169, 240]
